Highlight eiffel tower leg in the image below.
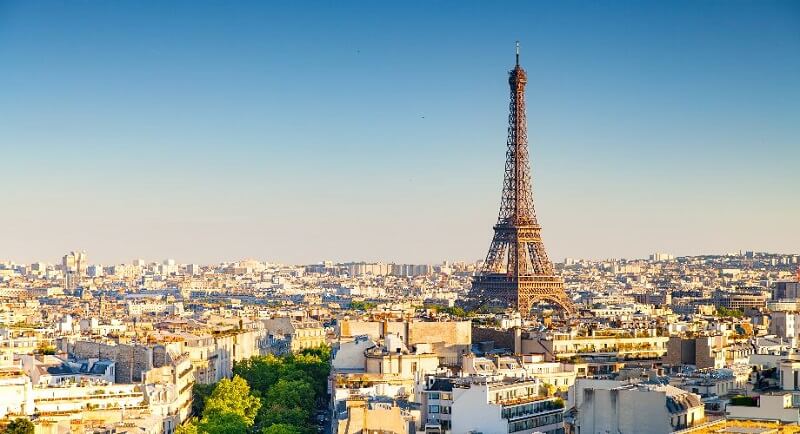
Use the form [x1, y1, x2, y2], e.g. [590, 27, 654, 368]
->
[518, 294, 530, 317]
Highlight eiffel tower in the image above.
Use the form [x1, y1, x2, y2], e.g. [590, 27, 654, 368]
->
[470, 43, 575, 316]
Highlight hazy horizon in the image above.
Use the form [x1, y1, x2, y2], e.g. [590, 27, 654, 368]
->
[2, 1, 798, 265]
[3, 249, 799, 268]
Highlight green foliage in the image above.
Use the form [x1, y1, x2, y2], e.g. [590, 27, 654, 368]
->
[425, 304, 474, 318]
[350, 300, 376, 311]
[186, 376, 262, 434]
[440, 306, 472, 317]
[4, 418, 34, 434]
[298, 345, 331, 361]
[233, 354, 285, 392]
[290, 352, 331, 397]
[539, 383, 556, 397]
[198, 411, 250, 434]
[191, 383, 215, 416]
[261, 424, 304, 434]
[179, 346, 331, 434]
[231, 346, 331, 433]
[175, 421, 199, 434]
[265, 379, 315, 410]
[716, 306, 744, 318]
[259, 379, 315, 427]
[202, 376, 261, 427]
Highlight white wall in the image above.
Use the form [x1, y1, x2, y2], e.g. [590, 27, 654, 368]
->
[451, 384, 506, 434]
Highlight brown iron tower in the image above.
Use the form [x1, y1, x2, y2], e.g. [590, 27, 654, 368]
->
[470, 43, 575, 316]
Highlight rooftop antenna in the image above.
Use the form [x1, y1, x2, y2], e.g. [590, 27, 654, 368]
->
[515, 41, 520, 66]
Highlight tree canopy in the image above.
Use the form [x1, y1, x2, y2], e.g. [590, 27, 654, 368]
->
[203, 376, 261, 426]
[187, 346, 331, 434]
[716, 306, 744, 318]
[350, 300, 376, 311]
[198, 411, 250, 434]
[182, 375, 263, 434]
[4, 419, 34, 434]
[261, 424, 304, 434]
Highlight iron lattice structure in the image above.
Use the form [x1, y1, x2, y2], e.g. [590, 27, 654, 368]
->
[470, 46, 575, 316]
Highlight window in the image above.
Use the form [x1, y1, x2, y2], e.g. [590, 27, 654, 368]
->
[429, 405, 440, 413]
[429, 392, 440, 400]
[507, 412, 563, 433]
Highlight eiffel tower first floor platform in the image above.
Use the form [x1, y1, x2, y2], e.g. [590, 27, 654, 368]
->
[470, 273, 576, 316]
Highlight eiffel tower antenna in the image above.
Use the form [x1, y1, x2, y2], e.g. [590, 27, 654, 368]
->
[469, 43, 575, 317]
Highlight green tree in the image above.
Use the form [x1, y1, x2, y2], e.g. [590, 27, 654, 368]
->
[203, 376, 261, 427]
[716, 306, 744, 318]
[191, 383, 215, 416]
[431, 305, 473, 318]
[175, 421, 199, 434]
[259, 379, 315, 427]
[262, 423, 304, 434]
[198, 411, 249, 434]
[287, 353, 329, 397]
[4, 418, 34, 434]
[266, 379, 315, 411]
[350, 301, 376, 311]
[260, 407, 311, 430]
[234, 355, 284, 392]
[298, 346, 331, 362]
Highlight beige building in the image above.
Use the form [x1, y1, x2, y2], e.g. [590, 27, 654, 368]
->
[522, 329, 669, 361]
[726, 393, 800, 424]
[779, 359, 800, 391]
[338, 320, 471, 365]
[663, 335, 753, 369]
[263, 317, 326, 353]
[336, 400, 410, 434]
[572, 379, 705, 433]
[363, 335, 439, 378]
[142, 353, 194, 433]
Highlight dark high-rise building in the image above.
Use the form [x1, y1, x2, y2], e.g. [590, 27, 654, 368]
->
[470, 44, 574, 316]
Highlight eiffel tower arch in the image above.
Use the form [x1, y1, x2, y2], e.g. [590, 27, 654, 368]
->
[470, 43, 576, 317]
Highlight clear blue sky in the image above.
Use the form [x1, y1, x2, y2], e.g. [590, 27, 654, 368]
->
[1, 1, 798, 265]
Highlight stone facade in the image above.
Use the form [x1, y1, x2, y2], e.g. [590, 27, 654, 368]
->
[66, 341, 175, 383]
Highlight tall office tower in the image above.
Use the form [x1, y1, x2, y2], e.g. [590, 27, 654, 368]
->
[62, 250, 87, 290]
[650, 252, 675, 262]
[470, 44, 574, 316]
[187, 264, 201, 276]
[87, 264, 104, 277]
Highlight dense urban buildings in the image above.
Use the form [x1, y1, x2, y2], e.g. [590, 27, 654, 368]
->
[0, 249, 799, 433]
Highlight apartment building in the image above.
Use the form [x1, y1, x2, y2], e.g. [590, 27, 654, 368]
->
[262, 317, 326, 353]
[445, 376, 564, 434]
[336, 399, 413, 434]
[522, 329, 669, 361]
[726, 393, 800, 424]
[778, 359, 800, 392]
[571, 379, 705, 433]
[421, 374, 565, 434]
[338, 319, 471, 366]
[364, 335, 440, 378]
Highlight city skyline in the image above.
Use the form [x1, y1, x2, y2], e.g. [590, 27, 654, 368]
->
[2, 1, 799, 265]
